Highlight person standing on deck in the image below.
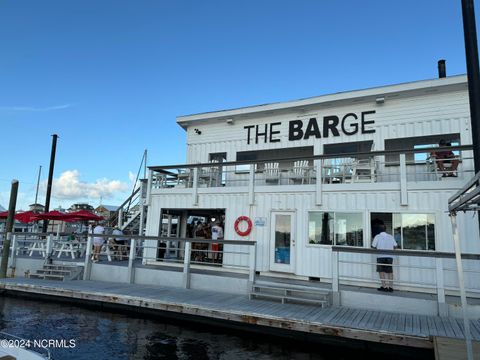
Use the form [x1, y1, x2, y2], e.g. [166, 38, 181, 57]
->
[371, 224, 398, 292]
[92, 222, 105, 262]
[211, 221, 224, 262]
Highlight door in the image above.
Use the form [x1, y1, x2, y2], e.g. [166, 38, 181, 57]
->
[270, 212, 295, 273]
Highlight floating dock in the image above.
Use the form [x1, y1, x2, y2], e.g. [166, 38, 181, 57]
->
[1, 277, 479, 357]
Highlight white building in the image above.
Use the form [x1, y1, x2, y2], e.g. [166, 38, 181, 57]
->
[145, 74, 480, 298]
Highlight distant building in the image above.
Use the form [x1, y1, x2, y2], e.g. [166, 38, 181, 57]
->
[95, 205, 119, 220]
[68, 203, 95, 212]
[28, 203, 45, 212]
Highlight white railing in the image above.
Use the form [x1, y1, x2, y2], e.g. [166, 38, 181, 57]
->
[150, 147, 474, 191]
[331, 246, 480, 314]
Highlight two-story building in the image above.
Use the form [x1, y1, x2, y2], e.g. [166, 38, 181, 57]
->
[144, 74, 480, 298]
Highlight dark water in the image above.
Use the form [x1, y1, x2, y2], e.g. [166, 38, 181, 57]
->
[0, 296, 432, 360]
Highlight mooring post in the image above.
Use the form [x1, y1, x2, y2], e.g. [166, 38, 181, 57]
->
[10, 234, 17, 277]
[127, 238, 136, 284]
[0, 180, 19, 278]
[182, 240, 192, 289]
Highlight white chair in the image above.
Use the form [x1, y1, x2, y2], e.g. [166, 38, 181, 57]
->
[351, 157, 376, 183]
[264, 162, 280, 184]
[176, 169, 192, 188]
[289, 160, 310, 184]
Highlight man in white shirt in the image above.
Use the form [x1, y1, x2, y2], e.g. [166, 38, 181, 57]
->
[371, 224, 398, 292]
[211, 222, 224, 262]
[92, 222, 105, 262]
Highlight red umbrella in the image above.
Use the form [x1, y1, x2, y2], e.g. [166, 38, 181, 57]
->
[35, 210, 76, 222]
[66, 210, 103, 221]
[14, 211, 40, 223]
[0, 211, 8, 219]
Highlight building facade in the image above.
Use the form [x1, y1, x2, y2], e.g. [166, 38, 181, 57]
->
[145, 74, 480, 295]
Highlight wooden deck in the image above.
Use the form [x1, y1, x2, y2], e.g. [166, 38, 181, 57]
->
[0, 278, 479, 350]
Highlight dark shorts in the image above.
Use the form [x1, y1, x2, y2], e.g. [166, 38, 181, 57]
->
[376, 257, 393, 273]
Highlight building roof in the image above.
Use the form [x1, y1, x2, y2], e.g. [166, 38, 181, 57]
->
[96, 205, 119, 212]
[176, 74, 468, 129]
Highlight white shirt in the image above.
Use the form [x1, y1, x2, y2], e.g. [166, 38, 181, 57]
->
[93, 225, 105, 242]
[372, 232, 397, 258]
[211, 225, 224, 241]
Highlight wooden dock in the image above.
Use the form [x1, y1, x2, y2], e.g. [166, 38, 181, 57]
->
[1, 278, 479, 352]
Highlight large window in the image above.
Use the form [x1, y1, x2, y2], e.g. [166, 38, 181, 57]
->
[308, 212, 363, 247]
[384, 133, 460, 164]
[371, 212, 435, 250]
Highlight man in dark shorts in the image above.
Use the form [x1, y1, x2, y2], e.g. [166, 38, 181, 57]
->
[372, 224, 398, 292]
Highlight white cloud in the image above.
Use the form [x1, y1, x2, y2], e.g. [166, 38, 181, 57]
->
[0, 104, 73, 112]
[48, 170, 128, 200]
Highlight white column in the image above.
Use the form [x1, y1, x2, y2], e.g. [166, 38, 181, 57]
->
[182, 241, 192, 289]
[83, 234, 93, 281]
[248, 242, 257, 286]
[400, 153, 408, 206]
[192, 168, 199, 205]
[315, 160, 323, 206]
[435, 257, 448, 316]
[248, 165, 255, 205]
[127, 238, 136, 284]
[331, 249, 340, 306]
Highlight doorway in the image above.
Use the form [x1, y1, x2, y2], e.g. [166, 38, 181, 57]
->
[269, 211, 295, 273]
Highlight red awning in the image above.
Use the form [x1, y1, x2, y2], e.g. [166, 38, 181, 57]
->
[66, 210, 103, 221]
[0, 211, 8, 219]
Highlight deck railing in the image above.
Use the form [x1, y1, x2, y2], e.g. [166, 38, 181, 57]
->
[148, 145, 474, 191]
[331, 246, 480, 314]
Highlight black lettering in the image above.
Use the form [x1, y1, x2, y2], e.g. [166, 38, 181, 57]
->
[269, 122, 281, 143]
[341, 113, 359, 135]
[255, 124, 268, 144]
[323, 116, 340, 137]
[304, 118, 321, 139]
[244, 125, 254, 144]
[361, 110, 376, 134]
[288, 120, 304, 140]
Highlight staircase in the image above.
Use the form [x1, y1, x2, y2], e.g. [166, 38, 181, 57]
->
[29, 264, 84, 281]
[249, 278, 331, 307]
[114, 179, 148, 235]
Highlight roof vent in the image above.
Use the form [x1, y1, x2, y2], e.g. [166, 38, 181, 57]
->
[438, 59, 446, 78]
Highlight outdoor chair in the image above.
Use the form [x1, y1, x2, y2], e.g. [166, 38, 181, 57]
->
[289, 160, 310, 184]
[264, 162, 280, 184]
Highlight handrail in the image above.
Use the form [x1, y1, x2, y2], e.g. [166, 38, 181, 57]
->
[331, 245, 480, 260]
[149, 145, 473, 171]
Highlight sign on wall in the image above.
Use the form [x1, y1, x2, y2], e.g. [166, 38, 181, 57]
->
[243, 110, 376, 145]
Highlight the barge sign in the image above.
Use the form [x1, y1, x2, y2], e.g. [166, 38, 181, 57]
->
[243, 110, 375, 144]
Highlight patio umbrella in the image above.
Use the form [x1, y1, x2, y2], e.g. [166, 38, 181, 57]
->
[35, 210, 74, 222]
[14, 211, 40, 223]
[0, 211, 8, 219]
[66, 210, 103, 221]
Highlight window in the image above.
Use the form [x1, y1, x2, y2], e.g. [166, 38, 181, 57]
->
[371, 212, 435, 250]
[308, 212, 363, 246]
[384, 133, 460, 165]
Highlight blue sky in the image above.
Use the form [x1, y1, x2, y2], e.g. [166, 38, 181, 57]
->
[0, 0, 478, 210]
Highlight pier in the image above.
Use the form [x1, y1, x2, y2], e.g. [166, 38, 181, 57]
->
[1, 277, 479, 355]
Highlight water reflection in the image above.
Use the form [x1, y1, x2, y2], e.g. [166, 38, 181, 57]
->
[0, 296, 430, 360]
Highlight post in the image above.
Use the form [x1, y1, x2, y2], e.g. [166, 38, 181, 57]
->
[192, 168, 199, 205]
[331, 249, 340, 306]
[45, 234, 53, 261]
[0, 180, 19, 278]
[450, 213, 473, 360]
[118, 208, 123, 228]
[146, 169, 153, 206]
[399, 153, 408, 206]
[435, 257, 448, 316]
[182, 240, 192, 288]
[462, 0, 480, 174]
[43, 134, 58, 233]
[127, 238, 136, 284]
[248, 165, 255, 205]
[248, 242, 257, 285]
[9, 234, 16, 277]
[315, 160, 323, 205]
[83, 234, 93, 281]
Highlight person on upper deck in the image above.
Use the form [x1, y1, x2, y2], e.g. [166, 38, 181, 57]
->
[430, 139, 458, 177]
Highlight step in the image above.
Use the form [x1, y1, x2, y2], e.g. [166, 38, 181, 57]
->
[29, 274, 64, 281]
[249, 292, 329, 307]
[42, 265, 79, 271]
[36, 269, 73, 276]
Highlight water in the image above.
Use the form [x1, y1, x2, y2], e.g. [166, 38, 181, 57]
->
[0, 296, 432, 360]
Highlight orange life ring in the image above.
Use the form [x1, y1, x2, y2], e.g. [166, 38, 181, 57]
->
[234, 216, 252, 237]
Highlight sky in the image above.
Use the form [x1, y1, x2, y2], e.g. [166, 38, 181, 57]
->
[0, 0, 478, 211]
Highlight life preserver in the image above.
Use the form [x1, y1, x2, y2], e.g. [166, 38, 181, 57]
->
[234, 216, 252, 237]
